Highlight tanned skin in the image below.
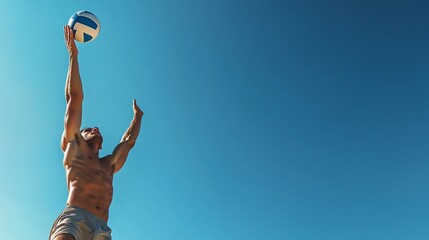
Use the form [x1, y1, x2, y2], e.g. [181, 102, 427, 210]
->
[54, 26, 143, 240]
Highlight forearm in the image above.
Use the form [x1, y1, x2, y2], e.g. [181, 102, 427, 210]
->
[65, 54, 83, 102]
[121, 113, 143, 145]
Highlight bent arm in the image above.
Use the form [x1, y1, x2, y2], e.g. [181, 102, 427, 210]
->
[61, 26, 83, 151]
[111, 99, 144, 172]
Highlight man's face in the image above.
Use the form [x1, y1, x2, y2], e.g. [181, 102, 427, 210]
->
[81, 127, 103, 144]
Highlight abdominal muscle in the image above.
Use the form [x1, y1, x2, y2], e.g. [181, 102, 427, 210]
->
[63, 140, 114, 222]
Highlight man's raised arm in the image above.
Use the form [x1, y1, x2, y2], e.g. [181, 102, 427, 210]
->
[61, 25, 83, 152]
[111, 99, 144, 172]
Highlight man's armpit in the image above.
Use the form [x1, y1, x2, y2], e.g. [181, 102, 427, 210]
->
[74, 133, 81, 145]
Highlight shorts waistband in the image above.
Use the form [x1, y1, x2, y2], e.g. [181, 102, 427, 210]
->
[65, 204, 108, 225]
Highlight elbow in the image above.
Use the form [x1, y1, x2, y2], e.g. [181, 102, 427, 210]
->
[128, 138, 137, 148]
[124, 138, 137, 148]
[66, 93, 83, 103]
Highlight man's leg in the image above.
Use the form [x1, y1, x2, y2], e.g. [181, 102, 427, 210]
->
[53, 234, 75, 240]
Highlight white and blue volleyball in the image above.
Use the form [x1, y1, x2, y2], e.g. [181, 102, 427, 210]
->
[68, 10, 100, 43]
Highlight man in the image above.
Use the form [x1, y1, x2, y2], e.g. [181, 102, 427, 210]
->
[49, 26, 144, 240]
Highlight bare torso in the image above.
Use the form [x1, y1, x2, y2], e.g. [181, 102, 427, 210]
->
[63, 134, 115, 222]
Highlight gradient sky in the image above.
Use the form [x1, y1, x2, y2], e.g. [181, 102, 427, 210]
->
[0, 0, 428, 239]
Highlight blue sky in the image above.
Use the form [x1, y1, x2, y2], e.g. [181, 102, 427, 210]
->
[0, 0, 428, 239]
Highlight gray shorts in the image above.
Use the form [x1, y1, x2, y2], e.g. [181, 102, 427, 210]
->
[49, 205, 112, 240]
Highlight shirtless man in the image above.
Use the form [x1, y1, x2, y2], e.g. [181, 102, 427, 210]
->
[49, 26, 144, 240]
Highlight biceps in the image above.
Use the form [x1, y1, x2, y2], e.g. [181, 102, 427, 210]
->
[112, 142, 133, 172]
[63, 101, 82, 143]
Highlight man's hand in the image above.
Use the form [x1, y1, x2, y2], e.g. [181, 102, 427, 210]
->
[133, 99, 144, 117]
[64, 25, 78, 56]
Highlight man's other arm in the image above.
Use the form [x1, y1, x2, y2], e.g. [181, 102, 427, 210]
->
[111, 99, 144, 172]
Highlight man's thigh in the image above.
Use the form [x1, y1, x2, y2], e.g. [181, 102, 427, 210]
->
[53, 234, 76, 240]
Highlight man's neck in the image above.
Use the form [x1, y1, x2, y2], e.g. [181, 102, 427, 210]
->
[86, 141, 100, 156]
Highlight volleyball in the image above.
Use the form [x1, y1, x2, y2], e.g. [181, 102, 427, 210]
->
[68, 10, 100, 43]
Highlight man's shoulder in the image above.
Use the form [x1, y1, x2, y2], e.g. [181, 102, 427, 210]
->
[63, 133, 86, 147]
[100, 155, 117, 172]
[101, 154, 113, 160]
[100, 154, 116, 166]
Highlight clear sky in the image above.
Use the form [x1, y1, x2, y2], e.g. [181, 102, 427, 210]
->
[0, 0, 428, 239]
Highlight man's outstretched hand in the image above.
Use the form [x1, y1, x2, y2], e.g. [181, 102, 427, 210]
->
[64, 25, 78, 56]
[133, 99, 144, 117]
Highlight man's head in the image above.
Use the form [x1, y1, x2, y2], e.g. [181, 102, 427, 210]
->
[81, 127, 103, 149]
